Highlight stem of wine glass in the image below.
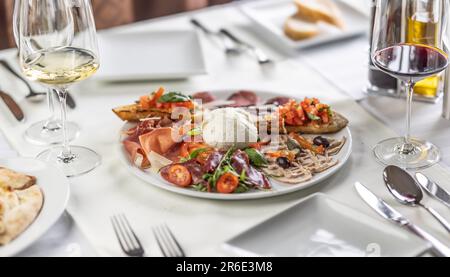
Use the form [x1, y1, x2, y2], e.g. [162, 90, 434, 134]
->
[401, 81, 416, 155]
[43, 89, 60, 132]
[56, 88, 74, 163]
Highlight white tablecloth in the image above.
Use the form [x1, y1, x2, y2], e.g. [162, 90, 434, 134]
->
[1, 0, 450, 257]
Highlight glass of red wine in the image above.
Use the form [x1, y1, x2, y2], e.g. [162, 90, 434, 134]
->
[371, 0, 449, 169]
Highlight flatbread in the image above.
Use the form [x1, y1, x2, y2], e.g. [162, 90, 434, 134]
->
[0, 167, 36, 190]
[0, 168, 43, 246]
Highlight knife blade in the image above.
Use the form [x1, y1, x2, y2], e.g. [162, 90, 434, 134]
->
[416, 173, 450, 209]
[0, 90, 24, 122]
[355, 182, 450, 257]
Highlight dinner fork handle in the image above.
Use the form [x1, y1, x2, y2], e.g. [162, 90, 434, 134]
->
[405, 223, 450, 257]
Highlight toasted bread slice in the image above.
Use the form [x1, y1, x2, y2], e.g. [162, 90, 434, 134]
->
[113, 104, 171, 122]
[284, 15, 321, 41]
[0, 168, 36, 190]
[285, 112, 349, 134]
[294, 0, 345, 29]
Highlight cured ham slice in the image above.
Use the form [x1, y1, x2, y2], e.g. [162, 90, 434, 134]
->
[123, 140, 150, 169]
[227, 91, 260, 107]
[139, 128, 177, 157]
[192, 92, 216, 104]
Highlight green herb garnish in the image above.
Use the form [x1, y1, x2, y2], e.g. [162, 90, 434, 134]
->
[158, 92, 192, 103]
[180, 148, 208, 163]
[244, 148, 268, 168]
[307, 113, 321, 121]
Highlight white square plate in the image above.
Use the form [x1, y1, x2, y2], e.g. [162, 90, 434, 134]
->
[96, 30, 207, 81]
[240, 0, 368, 51]
[223, 194, 430, 257]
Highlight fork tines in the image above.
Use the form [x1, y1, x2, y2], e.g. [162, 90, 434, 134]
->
[153, 224, 185, 257]
[111, 214, 145, 257]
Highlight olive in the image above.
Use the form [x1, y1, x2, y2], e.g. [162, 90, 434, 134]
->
[313, 136, 330, 148]
[276, 157, 291, 169]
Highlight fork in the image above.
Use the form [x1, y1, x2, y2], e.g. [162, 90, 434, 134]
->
[153, 224, 186, 257]
[219, 29, 273, 65]
[190, 18, 241, 55]
[111, 214, 145, 257]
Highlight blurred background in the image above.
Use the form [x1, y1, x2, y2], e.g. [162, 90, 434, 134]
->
[0, 0, 233, 50]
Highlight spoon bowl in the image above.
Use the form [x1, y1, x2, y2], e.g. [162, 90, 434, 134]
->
[383, 165, 424, 206]
[383, 165, 450, 233]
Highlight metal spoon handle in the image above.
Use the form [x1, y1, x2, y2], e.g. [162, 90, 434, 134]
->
[405, 223, 450, 257]
[0, 60, 34, 92]
[420, 204, 450, 233]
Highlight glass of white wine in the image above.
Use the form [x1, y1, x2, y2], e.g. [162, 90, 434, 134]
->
[18, 0, 101, 177]
[13, 0, 80, 146]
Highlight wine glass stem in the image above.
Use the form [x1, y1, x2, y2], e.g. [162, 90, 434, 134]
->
[402, 81, 416, 154]
[43, 89, 60, 131]
[56, 88, 73, 162]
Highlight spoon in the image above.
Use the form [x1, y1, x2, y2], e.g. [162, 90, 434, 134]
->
[383, 165, 450, 233]
[0, 59, 46, 102]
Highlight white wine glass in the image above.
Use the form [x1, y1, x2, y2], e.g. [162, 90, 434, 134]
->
[13, 0, 80, 146]
[18, 0, 101, 177]
[371, 0, 449, 169]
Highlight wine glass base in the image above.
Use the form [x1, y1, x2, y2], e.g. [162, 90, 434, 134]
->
[36, 146, 101, 178]
[24, 120, 80, 145]
[373, 137, 440, 169]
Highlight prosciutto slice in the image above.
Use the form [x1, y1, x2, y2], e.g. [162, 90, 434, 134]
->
[123, 140, 151, 169]
[139, 128, 177, 157]
[193, 92, 216, 104]
[227, 91, 260, 107]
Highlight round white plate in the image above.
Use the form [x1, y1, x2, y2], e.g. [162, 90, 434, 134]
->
[118, 90, 352, 200]
[0, 158, 70, 257]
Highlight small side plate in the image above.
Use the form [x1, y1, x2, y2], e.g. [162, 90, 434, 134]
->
[223, 193, 430, 257]
[240, 0, 368, 52]
[96, 30, 207, 82]
[0, 158, 70, 257]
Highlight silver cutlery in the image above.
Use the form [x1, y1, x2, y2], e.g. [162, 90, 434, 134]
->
[153, 224, 185, 257]
[383, 166, 450, 233]
[0, 89, 24, 122]
[416, 172, 450, 209]
[190, 18, 240, 55]
[219, 28, 273, 65]
[0, 59, 46, 102]
[0, 59, 76, 109]
[111, 214, 145, 257]
[355, 182, 450, 257]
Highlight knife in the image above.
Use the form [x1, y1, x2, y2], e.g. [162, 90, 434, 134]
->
[219, 29, 272, 64]
[0, 90, 24, 122]
[355, 182, 450, 257]
[416, 173, 450, 209]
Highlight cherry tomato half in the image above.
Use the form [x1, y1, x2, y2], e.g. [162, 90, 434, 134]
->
[216, 173, 239, 194]
[164, 165, 192, 187]
[196, 150, 214, 165]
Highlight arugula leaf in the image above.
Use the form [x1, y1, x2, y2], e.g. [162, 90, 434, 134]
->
[239, 169, 247, 183]
[235, 184, 250, 194]
[307, 113, 321, 121]
[157, 92, 192, 103]
[192, 184, 207, 192]
[244, 148, 268, 167]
